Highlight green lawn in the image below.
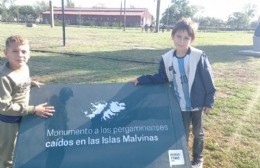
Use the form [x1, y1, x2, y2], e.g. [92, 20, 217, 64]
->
[0, 23, 259, 168]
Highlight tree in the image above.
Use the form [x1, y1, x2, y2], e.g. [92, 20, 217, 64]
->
[225, 3, 257, 30]
[0, 0, 8, 8]
[33, 0, 49, 19]
[160, 0, 196, 25]
[66, 0, 75, 8]
[197, 17, 225, 28]
[190, 5, 204, 20]
[0, 0, 8, 21]
[227, 12, 249, 29]
[8, 0, 15, 6]
[8, 5, 19, 21]
[0, 0, 15, 8]
[243, 3, 257, 21]
[18, 5, 37, 22]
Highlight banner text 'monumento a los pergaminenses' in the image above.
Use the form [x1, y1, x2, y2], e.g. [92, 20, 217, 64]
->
[13, 83, 190, 168]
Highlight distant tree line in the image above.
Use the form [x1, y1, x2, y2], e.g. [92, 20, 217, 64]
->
[160, 0, 259, 30]
[0, 0, 46, 22]
[0, 0, 259, 30]
[0, 0, 75, 23]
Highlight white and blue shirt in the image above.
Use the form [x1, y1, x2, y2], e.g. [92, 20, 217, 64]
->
[172, 51, 192, 111]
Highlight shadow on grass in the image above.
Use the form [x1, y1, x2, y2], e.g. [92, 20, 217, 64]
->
[198, 45, 258, 63]
[29, 44, 257, 83]
[33, 44, 256, 63]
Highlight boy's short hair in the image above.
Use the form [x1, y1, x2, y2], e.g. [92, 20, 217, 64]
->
[171, 18, 198, 41]
[5, 35, 29, 48]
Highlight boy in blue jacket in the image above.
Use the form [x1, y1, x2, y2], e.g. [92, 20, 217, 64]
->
[131, 18, 216, 168]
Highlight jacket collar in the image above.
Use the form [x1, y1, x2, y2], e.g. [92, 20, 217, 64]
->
[173, 47, 191, 57]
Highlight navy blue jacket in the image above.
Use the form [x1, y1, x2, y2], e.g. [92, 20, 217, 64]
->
[137, 47, 216, 109]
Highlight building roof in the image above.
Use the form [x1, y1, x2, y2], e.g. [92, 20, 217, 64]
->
[54, 7, 148, 12]
[42, 8, 151, 17]
[43, 11, 145, 16]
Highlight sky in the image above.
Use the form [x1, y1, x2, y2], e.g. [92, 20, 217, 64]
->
[15, 0, 260, 21]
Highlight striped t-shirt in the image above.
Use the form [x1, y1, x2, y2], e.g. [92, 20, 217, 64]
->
[172, 52, 192, 111]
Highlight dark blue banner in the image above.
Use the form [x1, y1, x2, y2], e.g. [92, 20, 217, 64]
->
[13, 83, 190, 168]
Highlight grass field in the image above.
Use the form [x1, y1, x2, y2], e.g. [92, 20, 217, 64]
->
[0, 23, 259, 168]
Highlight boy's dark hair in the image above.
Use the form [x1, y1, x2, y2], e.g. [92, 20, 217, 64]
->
[171, 18, 197, 41]
[5, 35, 29, 48]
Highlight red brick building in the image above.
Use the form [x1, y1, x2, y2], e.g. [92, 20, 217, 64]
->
[42, 8, 153, 27]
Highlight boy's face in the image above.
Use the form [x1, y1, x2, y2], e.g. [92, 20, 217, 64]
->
[4, 42, 30, 70]
[172, 29, 192, 53]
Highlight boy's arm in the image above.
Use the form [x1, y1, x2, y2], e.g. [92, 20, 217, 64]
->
[0, 77, 34, 116]
[200, 53, 216, 108]
[137, 59, 169, 85]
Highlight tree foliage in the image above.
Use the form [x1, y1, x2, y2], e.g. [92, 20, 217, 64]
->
[18, 5, 36, 17]
[0, 0, 258, 30]
[8, 5, 19, 19]
[227, 12, 249, 29]
[66, 0, 75, 8]
[0, 0, 47, 22]
[160, 0, 196, 25]
[243, 3, 257, 20]
[197, 17, 225, 28]
[0, 0, 9, 8]
[33, 0, 49, 18]
[159, 0, 258, 30]
[8, 0, 15, 6]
